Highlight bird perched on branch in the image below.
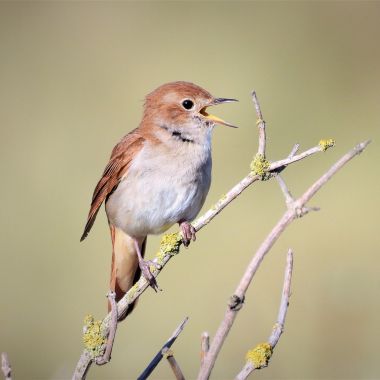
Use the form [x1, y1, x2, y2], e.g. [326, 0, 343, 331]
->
[81, 81, 237, 318]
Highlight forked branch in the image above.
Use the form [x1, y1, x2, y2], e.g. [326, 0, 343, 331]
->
[72, 89, 369, 380]
[235, 249, 293, 380]
[197, 139, 370, 380]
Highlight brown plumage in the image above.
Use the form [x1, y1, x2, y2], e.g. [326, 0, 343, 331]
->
[80, 132, 145, 242]
[81, 81, 237, 318]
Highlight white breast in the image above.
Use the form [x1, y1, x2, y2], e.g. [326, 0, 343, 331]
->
[106, 136, 212, 238]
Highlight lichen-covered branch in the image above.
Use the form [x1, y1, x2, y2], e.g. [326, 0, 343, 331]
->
[235, 249, 293, 380]
[192, 140, 332, 234]
[95, 291, 118, 365]
[197, 140, 370, 380]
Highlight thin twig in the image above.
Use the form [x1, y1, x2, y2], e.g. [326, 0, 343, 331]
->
[197, 140, 370, 380]
[165, 351, 186, 380]
[288, 144, 300, 158]
[1, 353, 12, 380]
[275, 145, 299, 204]
[252, 90, 266, 156]
[269, 249, 293, 346]
[276, 175, 294, 205]
[192, 143, 329, 234]
[235, 249, 293, 380]
[95, 291, 118, 365]
[200, 332, 210, 366]
[137, 317, 189, 380]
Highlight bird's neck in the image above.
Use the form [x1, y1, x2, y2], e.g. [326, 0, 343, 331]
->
[140, 118, 213, 153]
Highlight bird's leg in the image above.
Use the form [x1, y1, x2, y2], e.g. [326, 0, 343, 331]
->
[133, 239, 160, 292]
[179, 221, 196, 247]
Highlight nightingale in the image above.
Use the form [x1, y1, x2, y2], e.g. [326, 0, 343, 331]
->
[80, 81, 237, 317]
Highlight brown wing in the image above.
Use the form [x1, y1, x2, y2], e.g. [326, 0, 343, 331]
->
[80, 130, 145, 241]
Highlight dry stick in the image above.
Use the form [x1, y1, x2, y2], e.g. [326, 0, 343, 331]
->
[165, 352, 186, 380]
[276, 175, 294, 206]
[137, 317, 189, 380]
[275, 144, 300, 205]
[1, 353, 12, 380]
[95, 291, 117, 365]
[200, 332, 210, 366]
[197, 140, 370, 380]
[268, 249, 293, 348]
[252, 90, 266, 156]
[235, 249, 293, 380]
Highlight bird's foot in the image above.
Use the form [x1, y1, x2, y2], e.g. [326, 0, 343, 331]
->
[138, 259, 161, 292]
[179, 221, 196, 247]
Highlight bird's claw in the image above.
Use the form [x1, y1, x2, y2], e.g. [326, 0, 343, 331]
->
[180, 221, 196, 247]
[139, 259, 161, 292]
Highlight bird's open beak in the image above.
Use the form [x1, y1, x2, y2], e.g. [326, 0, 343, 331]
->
[199, 98, 238, 128]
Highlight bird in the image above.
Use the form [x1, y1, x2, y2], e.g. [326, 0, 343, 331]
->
[80, 81, 237, 318]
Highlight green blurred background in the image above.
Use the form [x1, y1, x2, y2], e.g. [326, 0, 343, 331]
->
[0, 1, 379, 379]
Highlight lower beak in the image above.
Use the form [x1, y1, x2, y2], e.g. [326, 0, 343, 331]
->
[200, 98, 238, 128]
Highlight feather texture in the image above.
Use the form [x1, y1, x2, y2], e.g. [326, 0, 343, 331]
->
[80, 130, 145, 241]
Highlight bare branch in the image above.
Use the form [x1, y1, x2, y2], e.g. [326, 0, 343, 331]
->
[288, 144, 300, 158]
[235, 249, 293, 380]
[1, 353, 12, 380]
[251, 90, 266, 157]
[276, 175, 294, 205]
[200, 332, 210, 366]
[95, 291, 118, 365]
[192, 142, 330, 234]
[137, 317, 189, 380]
[197, 140, 370, 380]
[165, 351, 186, 380]
[269, 249, 293, 346]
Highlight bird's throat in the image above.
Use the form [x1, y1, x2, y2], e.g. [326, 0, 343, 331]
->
[159, 124, 194, 144]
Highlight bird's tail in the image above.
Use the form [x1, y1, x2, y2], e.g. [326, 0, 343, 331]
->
[109, 225, 146, 320]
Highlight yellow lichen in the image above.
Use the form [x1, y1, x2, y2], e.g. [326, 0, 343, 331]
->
[83, 315, 106, 358]
[156, 249, 166, 266]
[151, 233, 183, 273]
[250, 154, 270, 179]
[157, 233, 181, 258]
[245, 343, 273, 369]
[319, 138, 335, 151]
[256, 117, 264, 126]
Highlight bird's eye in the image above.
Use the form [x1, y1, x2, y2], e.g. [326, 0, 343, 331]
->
[182, 99, 194, 110]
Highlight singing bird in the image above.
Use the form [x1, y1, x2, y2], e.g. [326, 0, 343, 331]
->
[81, 81, 237, 316]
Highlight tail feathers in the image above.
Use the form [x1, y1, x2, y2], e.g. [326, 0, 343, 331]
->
[109, 226, 146, 320]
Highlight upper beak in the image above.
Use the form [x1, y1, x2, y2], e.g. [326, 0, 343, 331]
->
[200, 98, 238, 128]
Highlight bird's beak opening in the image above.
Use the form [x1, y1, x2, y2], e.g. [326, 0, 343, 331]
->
[199, 98, 238, 128]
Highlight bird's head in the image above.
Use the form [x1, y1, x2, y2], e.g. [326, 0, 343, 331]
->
[141, 82, 238, 141]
